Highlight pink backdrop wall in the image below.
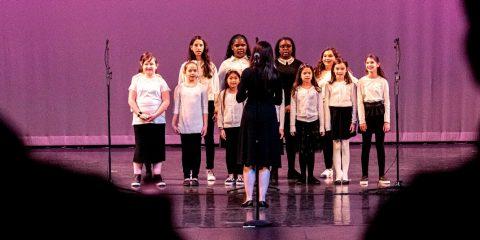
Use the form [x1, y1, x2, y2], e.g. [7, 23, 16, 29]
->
[1, 0, 478, 145]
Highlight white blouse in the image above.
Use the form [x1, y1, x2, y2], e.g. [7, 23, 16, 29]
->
[173, 82, 208, 134]
[357, 76, 391, 124]
[178, 61, 219, 101]
[217, 56, 250, 91]
[324, 81, 358, 131]
[290, 86, 325, 133]
[217, 90, 244, 129]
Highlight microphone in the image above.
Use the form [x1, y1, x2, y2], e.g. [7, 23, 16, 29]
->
[394, 38, 399, 49]
[253, 52, 260, 64]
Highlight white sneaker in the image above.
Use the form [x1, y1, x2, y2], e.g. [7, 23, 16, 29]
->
[360, 176, 369, 186]
[207, 169, 216, 181]
[379, 176, 391, 185]
[224, 175, 235, 186]
[236, 175, 244, 186]
[320, 169, 333, 178]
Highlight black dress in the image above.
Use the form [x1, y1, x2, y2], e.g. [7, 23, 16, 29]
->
[236, 67, 283, 168]
[275, 59, 303, 162]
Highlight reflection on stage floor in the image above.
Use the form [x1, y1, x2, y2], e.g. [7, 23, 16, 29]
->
[31, 143, 476, 239]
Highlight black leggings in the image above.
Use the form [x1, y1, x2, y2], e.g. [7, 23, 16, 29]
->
[224, 127, 242, 175]
[361, 115, 386, 177]
[284, 112, 298, 172]
[181, 133, 201, 179]
[321, 131, 333, 169]
[204, 100, 215, 169]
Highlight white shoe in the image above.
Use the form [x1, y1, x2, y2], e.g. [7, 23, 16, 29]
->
[360, 176, 369, 186]
[131, 174, 141, 188]
[320, 169, 333, 178]
[379, 177, 390, 185]
[207, 169, 216, 181]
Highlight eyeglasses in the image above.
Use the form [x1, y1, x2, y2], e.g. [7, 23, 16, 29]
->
[279, 44, 292, 49]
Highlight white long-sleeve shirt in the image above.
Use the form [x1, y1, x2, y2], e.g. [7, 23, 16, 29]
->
[217, 56, 250, 91]
[324, 81, 357, 131]
[357, 76, 391, 124]
[290, 86, 325, 133]
[178, 61, 219, 101]
[217, 90, 244, 129]
[317, 71, 358, 101]
[128, 73, 170, 125]
[278, 90, 285, 130]
[173, 82, 208, 134]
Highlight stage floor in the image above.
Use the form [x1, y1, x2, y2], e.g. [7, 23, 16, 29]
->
[31, 143, 476, 240]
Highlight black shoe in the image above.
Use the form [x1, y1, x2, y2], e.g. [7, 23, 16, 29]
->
[342, 179, 350, 185]
[334, 179, 343, 185]
[258, 201, 269, 208]
[190, 178, 199, 186]
[270, 168, 279, 185]
[296, 177, 306, 185]
[270, 179, 278, 186]
[287, 170, 301, 180]
[241, 200, 254, 208]
[307, 176, 321, 185]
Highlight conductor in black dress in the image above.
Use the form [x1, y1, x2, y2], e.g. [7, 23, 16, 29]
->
[237, 41, 283, 208]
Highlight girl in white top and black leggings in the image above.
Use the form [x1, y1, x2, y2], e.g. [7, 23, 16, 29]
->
[357, 54, 391, 186]
[217, 70, 244, 186]
[178, 36, 219, 182]
[290, 64, 325, 185]
[173, 61, 208, 187]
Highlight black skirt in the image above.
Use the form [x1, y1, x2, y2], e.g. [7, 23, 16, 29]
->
[296, 120, 322, 155]
[360, 101, 385, 133]
[133, 123, 166, 164]
[330, 106, 356, 140]
[364, 101, 385, 118]
[237, 103, 281, 168]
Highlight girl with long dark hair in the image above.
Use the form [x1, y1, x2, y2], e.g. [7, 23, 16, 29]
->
[357, 54, 391, 186]
[236, 41, 282, 208]
[178, 36, 219, 182]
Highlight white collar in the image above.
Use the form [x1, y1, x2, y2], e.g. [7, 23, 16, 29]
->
[229, 56, 249, 62]
[278, 57, 294, 65]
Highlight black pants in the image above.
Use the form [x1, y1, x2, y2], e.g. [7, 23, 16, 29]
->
[181, 133, 201, 179]
[296, 120, 317, 178]
[361, 115, 386, 177]
[224, 127, 242, 175]
[321, 131, 333, 169]
[284, 112, 298, 172]
[205, 100, 215, 169]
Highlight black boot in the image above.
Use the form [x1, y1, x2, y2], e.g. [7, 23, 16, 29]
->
[296, 174, 306, 185]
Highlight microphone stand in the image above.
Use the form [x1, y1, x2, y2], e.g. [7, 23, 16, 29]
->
[393, 38, 402, 188]
[105, 39, 113, 182]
